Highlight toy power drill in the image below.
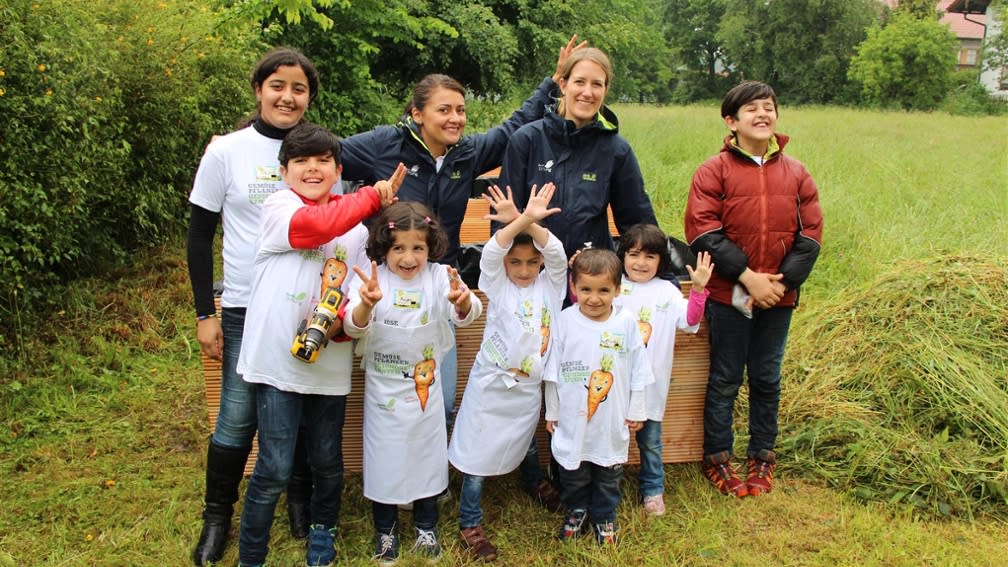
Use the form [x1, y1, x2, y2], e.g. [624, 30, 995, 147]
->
[290, 285, 344, 363]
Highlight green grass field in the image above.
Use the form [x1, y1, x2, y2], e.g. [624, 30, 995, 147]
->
[1, 105, 1006, 566]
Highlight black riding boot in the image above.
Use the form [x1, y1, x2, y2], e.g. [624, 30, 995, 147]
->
[286, 426, 313, 539]
[192, 440, 250, 566]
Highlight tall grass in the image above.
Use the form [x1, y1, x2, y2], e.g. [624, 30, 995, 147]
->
[1, 106, 1007, 565]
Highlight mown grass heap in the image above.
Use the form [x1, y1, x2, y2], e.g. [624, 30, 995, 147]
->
[779, 254, 1008, 518]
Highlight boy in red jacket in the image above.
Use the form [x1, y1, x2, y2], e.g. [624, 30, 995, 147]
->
[684, 81, 823, 498]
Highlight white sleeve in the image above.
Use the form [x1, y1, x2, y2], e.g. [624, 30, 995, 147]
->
[343, 277, 369, 338]
[257, 191, 300, 254]
[627, 389, 646, 421]
[188, 143, 227, 212]
[544, 381, 560, 422]
[478, 236, 508, 297]
[539, 232, 568, 300]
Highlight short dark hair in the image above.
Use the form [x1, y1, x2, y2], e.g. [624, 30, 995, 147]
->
[251, 47, 320, 105]
[570, 248, 622, 287]
[278, 123, 341, 166]
[616, 224, 671, 276]
[367, 202, 450, 262]
[511, 232, 536, 249]
[721, 81, 777, 119]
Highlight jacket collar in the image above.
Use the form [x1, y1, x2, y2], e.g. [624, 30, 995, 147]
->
[398, 115, 459, 160]
[724, 132, 789, 160]
[545, 104, 620, 136]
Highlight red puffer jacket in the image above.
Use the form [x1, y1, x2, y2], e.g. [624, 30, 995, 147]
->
[684, 134, 823, 308]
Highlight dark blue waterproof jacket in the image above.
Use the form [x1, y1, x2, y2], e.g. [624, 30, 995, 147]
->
[500, 105, 657, 257]
[340, 77, 558, 266]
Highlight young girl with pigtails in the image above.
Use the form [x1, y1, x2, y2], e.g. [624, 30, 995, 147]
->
[343, 202, 483, 564]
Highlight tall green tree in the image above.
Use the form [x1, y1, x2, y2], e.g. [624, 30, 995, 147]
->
[263, 0, 458, 133]
[663, 0, 732, 102]
[717, 0, 882, 104]
[848, 14, 959, 110]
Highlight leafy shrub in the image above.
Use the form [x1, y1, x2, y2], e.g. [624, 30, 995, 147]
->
[942, 71, 1008, 116]
[0, 0, 260, 342]
[848, 14, 958, 110]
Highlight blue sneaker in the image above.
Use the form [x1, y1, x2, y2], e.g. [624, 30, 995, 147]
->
[306, 524, 336, 566]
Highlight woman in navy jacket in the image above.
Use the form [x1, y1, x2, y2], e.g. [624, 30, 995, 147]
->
[500, 47, 657, 258]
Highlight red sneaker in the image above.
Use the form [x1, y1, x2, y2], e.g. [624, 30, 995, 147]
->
[746, 450, 776, 496]
[701, 451, 749, 498]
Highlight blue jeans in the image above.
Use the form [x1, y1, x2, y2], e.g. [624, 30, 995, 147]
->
[373, 497, 438, 533]
[635, 420, 664, 498]
[238, 385, 346, 566]
[458, 439, 544, 528]
[703, 301, 793, 457]
[211, 308, 257, 449]
[557, 462, 623, 524]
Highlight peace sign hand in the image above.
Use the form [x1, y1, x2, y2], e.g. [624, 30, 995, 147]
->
[353, 261, 383, 307]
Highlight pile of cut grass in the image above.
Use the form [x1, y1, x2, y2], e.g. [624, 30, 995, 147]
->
[779, 254, 1008, 518]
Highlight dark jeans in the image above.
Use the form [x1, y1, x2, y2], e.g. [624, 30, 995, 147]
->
[238, 385, 347, 566]
[557, 462, 623, 525]
[373, 497, 438, 533]
[458, 438, 544, 528]
[703, 301, 793, 457]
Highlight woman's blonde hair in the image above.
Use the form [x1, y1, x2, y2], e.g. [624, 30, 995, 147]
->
[556, 47, 613, 116]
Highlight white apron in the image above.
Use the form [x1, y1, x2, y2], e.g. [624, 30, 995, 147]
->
[361, 318, 449, 504]
[449, 307, 543, 476]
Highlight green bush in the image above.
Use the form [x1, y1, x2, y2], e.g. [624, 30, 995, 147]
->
[942, 71, 1008, 116]
[848, 14, 958, 110]
[0, 0, 260, 341]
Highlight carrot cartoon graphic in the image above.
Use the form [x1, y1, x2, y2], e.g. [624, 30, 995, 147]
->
[637, 307, 653, 346]
[586, 354, 614, 421]
[539, 307, 551, 356]
[321, 250, 348, 296]
[506, 356, 535, 379]
[413, 344, 437, 411]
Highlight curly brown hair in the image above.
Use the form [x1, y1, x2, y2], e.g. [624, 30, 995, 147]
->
[570, 248, 622, 287]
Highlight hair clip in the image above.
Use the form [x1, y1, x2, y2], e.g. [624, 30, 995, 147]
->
[423, 216, 431, 224]
[388, 221, 396, 229]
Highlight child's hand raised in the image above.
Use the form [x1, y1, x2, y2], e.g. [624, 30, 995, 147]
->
[446, 266, 473, 316]
[687, 251, 713, 291]
[374, 162, 407, 208]
[482, 184, 520, 224]
[353, 261, 383, 307]
[523, 182, 561, 222]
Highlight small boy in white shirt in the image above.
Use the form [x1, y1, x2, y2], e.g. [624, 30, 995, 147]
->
[544, 247, 654, 545]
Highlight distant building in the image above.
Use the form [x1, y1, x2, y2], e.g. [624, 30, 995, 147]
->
[945, 0, 1008, 98]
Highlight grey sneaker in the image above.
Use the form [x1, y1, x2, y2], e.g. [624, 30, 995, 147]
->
[412, 527, 442, 558]
[373, 529, 399, 565]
